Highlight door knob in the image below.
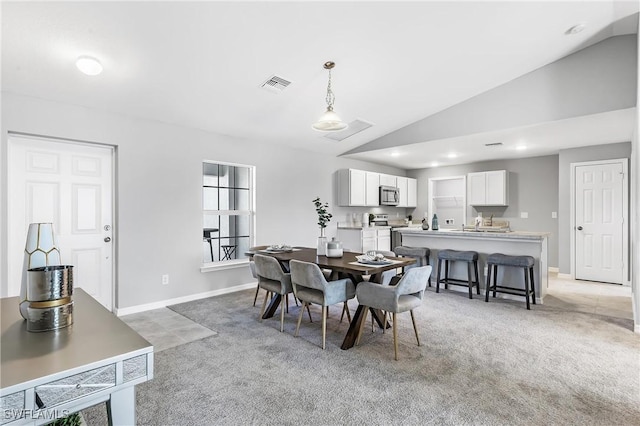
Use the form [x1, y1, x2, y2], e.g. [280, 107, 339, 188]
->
[577, 226, 583, 231]
[104, 237, 112, 242]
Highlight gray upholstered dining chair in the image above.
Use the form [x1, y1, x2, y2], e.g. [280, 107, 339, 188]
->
[355, 265, 432, 360]
[289, 259, 356, 350]
[253, 254, 294, 332]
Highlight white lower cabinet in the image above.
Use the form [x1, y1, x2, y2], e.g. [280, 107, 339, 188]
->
[337, 228, 391, 253]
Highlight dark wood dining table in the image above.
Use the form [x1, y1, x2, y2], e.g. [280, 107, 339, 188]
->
[246, 246, 416, 349]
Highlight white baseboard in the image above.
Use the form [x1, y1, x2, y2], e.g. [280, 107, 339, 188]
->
[115, 281, 257, 316]
[557, 273, 572, 279]
[548, 267, 559, 273]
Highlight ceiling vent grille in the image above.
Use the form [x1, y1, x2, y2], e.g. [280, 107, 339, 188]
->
[260, 75, 292, 93]
[323, 119, 374, 141]
[485, 142, 503, 147]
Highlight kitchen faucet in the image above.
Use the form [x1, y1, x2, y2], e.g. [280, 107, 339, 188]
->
[489, 214, 493, 226]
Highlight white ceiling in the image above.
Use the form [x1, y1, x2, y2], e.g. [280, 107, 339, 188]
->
[2, 1, 638, 168]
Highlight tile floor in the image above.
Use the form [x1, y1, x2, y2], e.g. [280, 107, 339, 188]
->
[122, 274, 634, 352]
[121, 307, 216, 351]
[544, 272, 633, 320]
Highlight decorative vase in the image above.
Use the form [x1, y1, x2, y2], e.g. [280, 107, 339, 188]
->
[317, 228, 328, 256]
[19, 223, 62, 319]
[421, 219, 430, 230]
[432, 214, 439, 231]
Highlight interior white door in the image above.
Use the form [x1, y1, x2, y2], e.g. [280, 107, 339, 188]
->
[8, 135, 114, 310]
[575, 162, 624, 284]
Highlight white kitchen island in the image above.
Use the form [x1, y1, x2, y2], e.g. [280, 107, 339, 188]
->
[397, 228, 550, 303]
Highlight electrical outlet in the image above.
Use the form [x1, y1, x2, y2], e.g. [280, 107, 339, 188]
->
[445, 218, 455, 225]
[162, 274, 169, 285]
[520, 212, 529, 219]
[552, 211, 557, 219]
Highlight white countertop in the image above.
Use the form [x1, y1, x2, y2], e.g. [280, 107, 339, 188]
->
[397, 228, 551, 240]
[338, 225, 392, 230]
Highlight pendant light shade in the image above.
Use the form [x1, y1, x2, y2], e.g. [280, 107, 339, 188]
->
[312, 61, 348, 132]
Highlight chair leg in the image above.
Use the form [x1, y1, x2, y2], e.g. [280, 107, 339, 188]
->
[356, 308, 369, 345]
[342, 302, 351, 323]
[295, 302, 306, 337]
[524, 267, 531, 310]
[306, 304, 313, 322]
[466, 261, 473, 299]
[383, 311, 388, 334]
[485, 263, 493, 302]
[474, 260, 480, 295]
[321, 306, 327, 350]
[280, 295, 285, 332]
[436, 258, 442, 293]
[253, 284, 260, 307]
[444, 260, 450, 289]
[259, 290, 268, 321]
[530, 267, 536, 305]
[285, 294, 289, 313]
[392, 312, 399, 361]
[410, 310, 420, 346]
[493, 265, 498, 298]
[426, 257, 431, 287]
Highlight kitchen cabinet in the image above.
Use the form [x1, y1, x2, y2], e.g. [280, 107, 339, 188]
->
[379, 174, 397, 187]
[467, 170, 508, 206]
[337, 228, 391, 253]
[336, 169, 416, 208]
[397, 177, 417, 208]
[337, 169, 380, 207]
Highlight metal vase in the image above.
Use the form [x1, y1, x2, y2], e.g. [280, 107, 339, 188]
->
[25, 265, 74, 332]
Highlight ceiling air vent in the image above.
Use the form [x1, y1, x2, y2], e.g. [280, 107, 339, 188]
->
[260, 75, 292, 93]
[485, 142, 503, 147]
[323, 119, 374, 142]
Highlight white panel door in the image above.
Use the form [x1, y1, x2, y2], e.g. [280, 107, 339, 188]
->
[575, 163, 624, 284]
[8, 136, 114, 309]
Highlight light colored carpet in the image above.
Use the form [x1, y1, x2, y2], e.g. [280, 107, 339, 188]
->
[83, 287, 640, 425]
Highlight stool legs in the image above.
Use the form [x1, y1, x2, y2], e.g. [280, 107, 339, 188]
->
[466, 262, 473, 299]
[523, 267, 530, 310]
[437, 257, 479, 298]
[436, 258, 442, 293]
[530, 267, 536, 305]
[485, 263, 535, 309]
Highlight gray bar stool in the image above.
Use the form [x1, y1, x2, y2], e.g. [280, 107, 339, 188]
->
[393, 246, 431, 286]
[436, 249, 480, 299]
[485, 253, 535, 310]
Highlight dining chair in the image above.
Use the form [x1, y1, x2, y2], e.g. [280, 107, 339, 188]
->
[253, 254, 294, 332]
[289, 259, 356, 350]
[355, 265, 432, 360]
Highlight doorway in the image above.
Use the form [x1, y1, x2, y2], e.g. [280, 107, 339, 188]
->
[7, 134, 115, 310]
[571, 159, 628, 285]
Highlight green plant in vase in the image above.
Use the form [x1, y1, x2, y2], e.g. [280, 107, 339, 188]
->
[312, 197, 332, 256]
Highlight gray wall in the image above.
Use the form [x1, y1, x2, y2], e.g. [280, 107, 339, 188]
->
[349, 35, 637, 154]
[407, 155, 560, 268]
[0, 92, 406, 309]
[557, 142, 632, 274]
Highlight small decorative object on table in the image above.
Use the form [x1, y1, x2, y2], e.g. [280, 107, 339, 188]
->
[326, 237, 343, 258]
[432, 214, 439, 231]
[313, 197, 332, 256]
[422, 217, 430, 230]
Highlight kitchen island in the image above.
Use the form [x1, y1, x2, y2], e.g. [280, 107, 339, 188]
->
[397, 228, 550, 303]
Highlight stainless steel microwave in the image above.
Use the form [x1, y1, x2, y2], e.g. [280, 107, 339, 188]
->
[379, 185, 399, 206]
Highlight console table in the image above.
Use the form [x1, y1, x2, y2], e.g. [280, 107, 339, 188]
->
[1, 289, 153, 425]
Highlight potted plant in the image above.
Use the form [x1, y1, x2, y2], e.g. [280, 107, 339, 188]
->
[312, 197, 332, 255]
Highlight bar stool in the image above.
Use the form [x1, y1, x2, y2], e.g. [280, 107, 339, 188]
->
[393, 246, 431, 286]
[485, 253, 535, 310]
[221, 245, 237, 260]
[436, 249, 480, 299]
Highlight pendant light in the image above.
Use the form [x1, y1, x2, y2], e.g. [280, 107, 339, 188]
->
[312, 61, 348, 132]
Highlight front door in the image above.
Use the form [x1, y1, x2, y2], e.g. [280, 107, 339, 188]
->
[574, 160, 626, 284]
[8, 135, 114, 310]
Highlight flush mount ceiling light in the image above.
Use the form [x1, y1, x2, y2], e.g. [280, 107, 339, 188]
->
[446, 152, 458, 159]
[76, 56, 103, 76]
[516, 145, 528, 151]
[312, 61, 348, 132]
[565, 23, 587, 35]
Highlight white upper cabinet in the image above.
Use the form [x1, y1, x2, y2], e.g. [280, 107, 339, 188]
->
[467, 170, 508, 206]
[379, 174, 397, 187]
[338, 169, 380, 207]
[407, 178, 417, 207]
[397, 176, 408, 207]
[365, 172, 380, 206]
[337, 169, 417, 208]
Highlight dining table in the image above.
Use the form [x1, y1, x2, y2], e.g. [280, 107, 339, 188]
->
[245, 246, 416, 350]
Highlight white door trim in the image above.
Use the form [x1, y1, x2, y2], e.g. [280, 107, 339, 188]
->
[7, 132, 117, 308]
[570, 158, 629, 285]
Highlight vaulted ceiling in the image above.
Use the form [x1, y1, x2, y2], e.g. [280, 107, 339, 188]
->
[2, 1, 638, 168]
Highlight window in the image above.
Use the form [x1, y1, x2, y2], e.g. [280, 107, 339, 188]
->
[202, 161, 254, 265]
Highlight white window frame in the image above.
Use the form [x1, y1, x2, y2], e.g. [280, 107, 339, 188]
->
[200, 159, 256, 272]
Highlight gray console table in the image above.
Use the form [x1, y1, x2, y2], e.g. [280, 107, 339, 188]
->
[1, 289, 154, 425]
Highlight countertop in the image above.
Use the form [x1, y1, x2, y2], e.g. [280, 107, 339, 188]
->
[337, 225, 391, 230]
[397, 228, 551, 240]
